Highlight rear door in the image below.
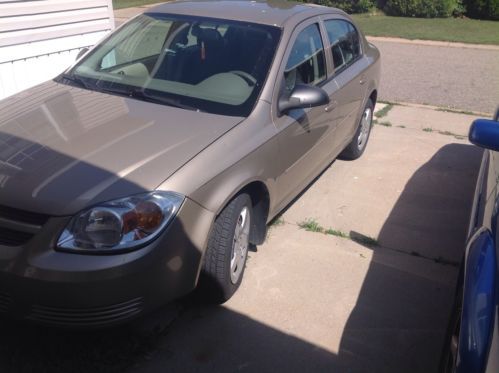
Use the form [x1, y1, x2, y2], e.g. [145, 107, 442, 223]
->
[321, 17, 367, 153]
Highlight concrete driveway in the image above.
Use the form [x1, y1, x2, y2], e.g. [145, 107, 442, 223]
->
[0, 6, 491, 373]
[132, 105, 482, 373]
[0, 103, 482, 373]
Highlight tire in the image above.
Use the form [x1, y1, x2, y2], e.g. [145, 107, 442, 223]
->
[199, 193, 252, 304]
[439, 263, 464, 373]
[339, 99, 374, 160]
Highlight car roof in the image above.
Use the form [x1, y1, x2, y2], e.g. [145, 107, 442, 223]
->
[147, 0, 346, 27]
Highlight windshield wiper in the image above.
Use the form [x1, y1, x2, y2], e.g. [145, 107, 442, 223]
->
[59, 73, 91, 89]
[129, 89, 201, 112]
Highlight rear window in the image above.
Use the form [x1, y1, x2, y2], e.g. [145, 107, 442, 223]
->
[324, 20, 361, 73]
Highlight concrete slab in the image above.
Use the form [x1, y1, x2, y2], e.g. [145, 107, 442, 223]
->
[380, 104, 480, 137]
[282, 125, 483, 262]
[138, 224, 456, 373]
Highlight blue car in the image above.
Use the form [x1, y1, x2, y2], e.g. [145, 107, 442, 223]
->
[441, 108, 499, 373]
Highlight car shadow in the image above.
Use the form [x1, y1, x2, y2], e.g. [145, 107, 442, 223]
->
[125, 143, 484, 373]
[337, 143, 483, 372]
[0, 128, 340, 373]
[0, 131, 484, 372]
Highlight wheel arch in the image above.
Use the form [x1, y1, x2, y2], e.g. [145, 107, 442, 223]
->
[369, 89, 378, 107]
[238, 181, 271, 245]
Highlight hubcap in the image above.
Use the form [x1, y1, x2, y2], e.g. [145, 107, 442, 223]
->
[230, 206, 250, 284]
[357, 107, 372, 150]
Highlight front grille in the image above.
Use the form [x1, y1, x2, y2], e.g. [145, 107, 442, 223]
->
[0, 205, 49, 226]
[0, 227, 34, 246]
[28, 297, 144, 327]
[0, 205, 50, 246]
[0, 292, 11, 313]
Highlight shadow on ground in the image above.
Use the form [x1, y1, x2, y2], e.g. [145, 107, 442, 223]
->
[0, 320, 158, 373]
[339, 143, 483, 372]
[376, 143, 483, 263]
[0, 142, 483, 373]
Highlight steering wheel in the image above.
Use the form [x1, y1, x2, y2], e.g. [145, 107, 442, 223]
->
[229, 70, 257, 87]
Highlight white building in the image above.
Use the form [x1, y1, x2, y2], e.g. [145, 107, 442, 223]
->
[0, 0, 115, 100]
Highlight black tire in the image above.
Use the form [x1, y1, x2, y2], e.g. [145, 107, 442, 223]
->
[199, 193, 252, 304]
[439, 263, 464, 373]
[339, 99, 374, 160]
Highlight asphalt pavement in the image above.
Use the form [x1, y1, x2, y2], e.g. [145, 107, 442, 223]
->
[370, 38, 499, 114]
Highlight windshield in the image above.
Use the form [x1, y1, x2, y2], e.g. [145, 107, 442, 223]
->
[59, 13, 281, 117]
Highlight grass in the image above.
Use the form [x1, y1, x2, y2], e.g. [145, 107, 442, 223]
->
[298, 218, 324, 233]
[298, 219, 378, 246]
[374, 103, 394, 119]
[377, 121, 392, 127]
[436, 107, 478, 116]
[113, 0, 161, 9]
[112, 2, 499, 45]
[325, 228, 349, 238]
[352, 14, 499, 46]
[270, 216, 285, 227]
[421, 127, 466, 139]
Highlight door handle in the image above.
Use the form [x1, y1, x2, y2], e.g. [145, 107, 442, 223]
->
[325, 101, 337, 112]
[325, 103, 336, 112]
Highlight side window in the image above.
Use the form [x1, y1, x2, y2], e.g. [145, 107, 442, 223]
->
[284, 23, 326, 93]
[324, 20, 361, 72]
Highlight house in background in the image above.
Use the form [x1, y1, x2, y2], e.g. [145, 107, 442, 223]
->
[0, 0, 115, 100]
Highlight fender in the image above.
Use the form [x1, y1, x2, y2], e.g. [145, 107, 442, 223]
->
[457, 228, 496, 373]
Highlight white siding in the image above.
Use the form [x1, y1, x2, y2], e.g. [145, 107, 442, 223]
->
[0, 0, 115, 99]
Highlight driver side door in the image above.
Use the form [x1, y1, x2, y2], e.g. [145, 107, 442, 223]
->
[272, 19, 338, 211]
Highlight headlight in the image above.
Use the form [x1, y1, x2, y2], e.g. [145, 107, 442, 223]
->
[57, 192, 184, 253]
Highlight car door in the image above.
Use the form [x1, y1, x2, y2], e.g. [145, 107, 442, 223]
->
[272, 19, 339, 209]
[322, 17, 367, 153]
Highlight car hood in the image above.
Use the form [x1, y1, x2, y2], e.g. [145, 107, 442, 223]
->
[0, 81, 243, 216]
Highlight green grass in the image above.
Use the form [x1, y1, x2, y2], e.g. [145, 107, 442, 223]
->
[352, 14, 499, 45]
[423, 127, 433, 132]
[298, 218, 324, 233]
[350, 234, 379, 246]
[298, 219, 378, 247]
[113, 0, 162, 9]
[436, 107, 478, 116]
[324, 228, 349, 238]
[270, 216, 285, 227]
[377, 121, 393, 127]
[374, 104, 394, 119]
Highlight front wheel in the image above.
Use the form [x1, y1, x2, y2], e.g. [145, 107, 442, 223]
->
[339, 99, 374, 160]
[199, 193, 252, 303]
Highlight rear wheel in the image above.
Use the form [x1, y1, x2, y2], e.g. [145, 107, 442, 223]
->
[339, 99, 374, 160]
[200, 193, 252, 303]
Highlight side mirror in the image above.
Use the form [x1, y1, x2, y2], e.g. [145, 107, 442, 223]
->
[278, 84, 329, 114]
[469, 119, 499, 151]
[76, 47, 89, 60]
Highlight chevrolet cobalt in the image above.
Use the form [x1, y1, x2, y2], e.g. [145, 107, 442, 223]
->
[0, 0, 380, 327]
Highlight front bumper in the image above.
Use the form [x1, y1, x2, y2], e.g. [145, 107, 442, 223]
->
[0, 198, 213, 328]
